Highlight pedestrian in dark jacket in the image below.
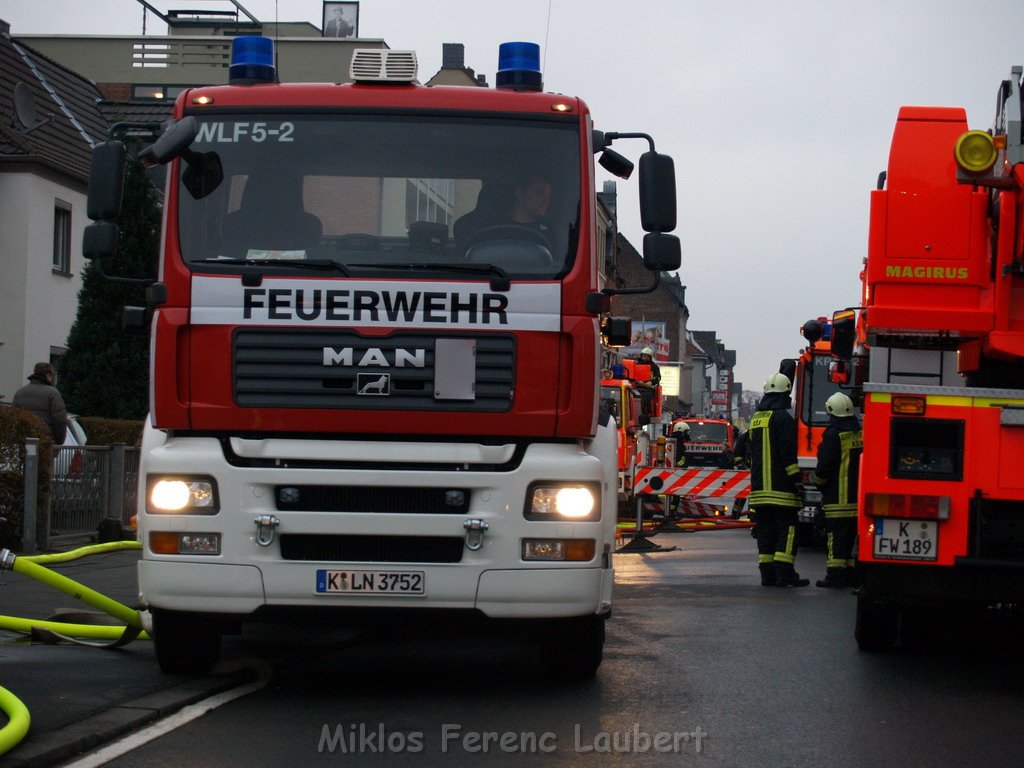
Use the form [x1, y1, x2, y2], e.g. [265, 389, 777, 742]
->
[812, 392, 863, 588]
[13, 362, 67, 443]
[747, 373, 807, 587]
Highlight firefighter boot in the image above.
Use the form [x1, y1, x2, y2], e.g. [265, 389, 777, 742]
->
[773, 563, 810, 588]
[759, 564, 776, 586]
[815, 568, 848, 589]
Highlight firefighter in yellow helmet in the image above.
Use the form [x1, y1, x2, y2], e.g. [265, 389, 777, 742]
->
[811, 392, 863, 588]
[748, 372, 808, 587]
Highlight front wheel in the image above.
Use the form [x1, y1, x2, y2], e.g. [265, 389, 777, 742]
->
[538, 615, 605, 680]
[152, 609, 223, 675]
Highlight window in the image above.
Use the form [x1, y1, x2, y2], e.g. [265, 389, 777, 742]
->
[132, 84, 188, 101]
[53, 201, 71, 273]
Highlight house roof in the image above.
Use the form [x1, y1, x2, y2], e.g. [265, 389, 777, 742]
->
[0, 28, 108, 182]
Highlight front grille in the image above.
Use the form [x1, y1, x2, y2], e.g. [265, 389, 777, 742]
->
[970, 499, 1024, 561]
[275, 485, 470, 514]
[234, 329, 514, 411]
[280, 534, 464, 563]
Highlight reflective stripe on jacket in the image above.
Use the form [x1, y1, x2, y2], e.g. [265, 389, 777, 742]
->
[812, 416, 862, 517]
[747, 392, 801, 509]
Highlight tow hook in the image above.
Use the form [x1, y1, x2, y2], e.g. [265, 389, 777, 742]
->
[254, 514, 280, 547]
[463, 518, 489, 551]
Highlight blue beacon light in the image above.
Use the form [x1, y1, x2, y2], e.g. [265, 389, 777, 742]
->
[229, 36, 276, 84]
[496, 41, 543, 92]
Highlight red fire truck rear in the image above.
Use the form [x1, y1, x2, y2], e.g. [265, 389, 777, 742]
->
[844, 66, 1024, 651]
[83, 39, 680, 676]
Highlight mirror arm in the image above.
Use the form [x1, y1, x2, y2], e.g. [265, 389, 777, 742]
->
[601, 270, 661, 297]
[91, 258, 155, 287]
[106, 121, 162, 142]
[603, 131, 656, 152]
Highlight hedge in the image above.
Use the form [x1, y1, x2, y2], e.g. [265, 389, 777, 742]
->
[78, 416, 145, 447]
[0, 406, 54, 550]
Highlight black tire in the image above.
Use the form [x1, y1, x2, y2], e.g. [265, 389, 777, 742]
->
[539, 615, 605, 680]
[152, 609, 222, 675]
[855, 595, 898, 653]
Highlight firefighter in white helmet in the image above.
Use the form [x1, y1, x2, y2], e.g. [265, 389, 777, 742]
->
[745, 372, 808, 587]
[671, 421, 690, 468]
[811, 392, 863, 588]
[636, 346, 661, 387]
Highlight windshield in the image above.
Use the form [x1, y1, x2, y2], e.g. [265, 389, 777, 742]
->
[683, 421, 728, 442]
[801, 354, 844, 426]
[177, 115, 581, 279]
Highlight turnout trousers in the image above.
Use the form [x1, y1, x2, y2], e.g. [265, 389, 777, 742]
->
[754, 504, 800, 570]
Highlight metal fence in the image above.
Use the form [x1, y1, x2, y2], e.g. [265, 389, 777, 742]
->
[48, 444, 140, 544]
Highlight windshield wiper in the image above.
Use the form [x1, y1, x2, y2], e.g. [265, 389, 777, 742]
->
[346, 262, 511, 290]
[194, 258, 349, 275]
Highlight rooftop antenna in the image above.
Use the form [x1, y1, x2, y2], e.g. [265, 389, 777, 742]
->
[11, 82, 50, 133]
[543, 0, 553, 71]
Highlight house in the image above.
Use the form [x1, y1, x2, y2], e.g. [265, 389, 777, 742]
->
[0, 19, 108, 400]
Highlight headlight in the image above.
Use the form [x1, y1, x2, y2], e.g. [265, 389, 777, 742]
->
[147, 476, 219, 514]
[525, 483, 599, 520]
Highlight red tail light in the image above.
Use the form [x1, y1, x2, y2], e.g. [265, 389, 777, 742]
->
[866, 492, 950, 520]
[69, 449, 83, 475]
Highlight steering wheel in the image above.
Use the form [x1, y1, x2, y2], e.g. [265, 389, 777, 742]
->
[463, 224, 553, 251]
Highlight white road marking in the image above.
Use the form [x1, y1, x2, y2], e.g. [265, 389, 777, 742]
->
[58, 661, 271, 768]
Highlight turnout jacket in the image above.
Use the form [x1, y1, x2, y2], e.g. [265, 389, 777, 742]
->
[746, 391, 801, 508]
[811, 414, 863, 517]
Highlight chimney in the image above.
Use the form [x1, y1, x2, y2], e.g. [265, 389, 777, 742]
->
[0, 19, 11, 37]
[442, 43, 465, 69]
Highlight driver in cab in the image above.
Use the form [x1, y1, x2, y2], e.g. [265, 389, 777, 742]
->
[510, 173, 552, 234]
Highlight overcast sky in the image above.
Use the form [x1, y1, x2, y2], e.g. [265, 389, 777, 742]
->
[3, 0, 1024, 390]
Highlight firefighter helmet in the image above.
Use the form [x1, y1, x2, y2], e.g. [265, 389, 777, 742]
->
[672, 422, 690, 434]
[825, 392, 855, 417]
[762, 372, 791, 393]
[641, 346, 653, 356]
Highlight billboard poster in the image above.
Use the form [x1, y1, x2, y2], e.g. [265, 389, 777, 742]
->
[622, 321, 669, 362]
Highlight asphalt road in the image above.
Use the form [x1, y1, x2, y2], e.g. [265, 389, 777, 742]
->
[50, 528, 1024, 768]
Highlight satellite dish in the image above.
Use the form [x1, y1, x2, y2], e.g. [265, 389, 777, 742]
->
[12, 81, 50, 133]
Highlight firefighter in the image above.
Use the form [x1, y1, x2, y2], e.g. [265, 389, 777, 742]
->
[747, 373, 808, 587]
[636, 347, 661, 386]
[811, 392, 863, 588]
[670, 421, 690, 467]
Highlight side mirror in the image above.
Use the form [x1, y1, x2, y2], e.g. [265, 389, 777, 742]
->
[831, 309, 857, 359]
[598, 147, 634, 180]
[828, 360, 850, 384]
[82, 221, 119, 260]
[638, 151, 676, 232]
[642, 233, 681, 272]
[138, 116, 199, 167]
[602, 316, 632, 347]
[87, 141, 127, 221]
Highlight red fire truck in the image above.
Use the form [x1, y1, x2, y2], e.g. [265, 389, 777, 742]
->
[786, 317, 849, 543]
[83, 39, 680, 676]
[600, 359, 660, 513]
[842, 67, 1024, 651]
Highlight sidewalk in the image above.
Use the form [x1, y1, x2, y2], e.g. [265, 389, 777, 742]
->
[0, 546, 253, 767]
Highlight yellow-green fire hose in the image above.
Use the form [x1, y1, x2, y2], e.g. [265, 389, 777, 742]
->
[0, 540, 149, 756]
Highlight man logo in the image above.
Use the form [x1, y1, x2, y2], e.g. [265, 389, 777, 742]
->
[357, 373, 391, 396]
